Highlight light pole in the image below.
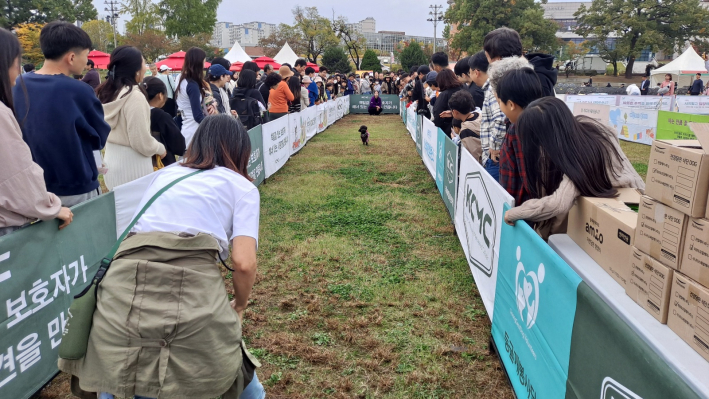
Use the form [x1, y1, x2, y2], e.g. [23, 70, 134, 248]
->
[104, 0, 119, 49]
[427, 5, 444, 53]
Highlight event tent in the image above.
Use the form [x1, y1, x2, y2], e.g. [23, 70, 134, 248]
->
[252, 56, 281, 70]
[224, 41, 252, 63]
[650, 47, 708, 87]
[156, 51, 210, 70]
[88, 50, 110, 69]
[306, 62, 320, 73]
[229, 61, 244, 72]
[273, 42, 299, 66]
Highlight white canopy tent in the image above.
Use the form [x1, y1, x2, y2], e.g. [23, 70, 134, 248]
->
[224, 40, 251, 63]
[650, 47, 708, 88]
[273, 42, 299, 66]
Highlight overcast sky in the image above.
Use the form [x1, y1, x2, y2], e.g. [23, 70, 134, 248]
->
[93, 0, 579, 39]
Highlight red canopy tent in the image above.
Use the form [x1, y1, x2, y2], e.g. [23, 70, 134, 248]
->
[306, 62, 320, 72]
[252, 57, 281, 70]
[229, 62, 244, 72]
[156, 51, 211, 70]
[87, 50, 110, 69]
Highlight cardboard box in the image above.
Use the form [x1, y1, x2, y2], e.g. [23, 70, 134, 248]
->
[667, 272, 709, 362]
[626, 247, 674, 323]
[645, 123, 709, 218]
[567, 188, 641, 288]
[635, 196, 687, 270]
[681, 218, 709, 288]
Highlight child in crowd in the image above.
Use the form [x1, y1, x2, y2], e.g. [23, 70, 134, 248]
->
[503, 97, 645, 240]
[143, 77, 186, 169]
[359, 125, 370, 146]
[448, 90, 482, 163]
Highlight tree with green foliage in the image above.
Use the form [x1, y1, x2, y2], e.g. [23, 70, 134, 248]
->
[398, 41, 428, 72]
[360, 49, 382, 72]
[576, 0, 709, 78]
[122, 0, 163, 36]
[292, 6, 339, 62]
[321, 47, 351, 74]
[2, 0, 97, 29]
[159, 0, 220, 38]
[333, 17, 366, 69]
[445, 0, 558, 55]
[82, 19, 114, 53]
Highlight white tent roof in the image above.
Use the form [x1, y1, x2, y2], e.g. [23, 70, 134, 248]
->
[224, 41, 251, 63]
[273, 42, 299, 66]
[650, 47, 708, 87]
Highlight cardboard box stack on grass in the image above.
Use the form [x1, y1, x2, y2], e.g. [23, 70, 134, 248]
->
[568, 123, 709, 363]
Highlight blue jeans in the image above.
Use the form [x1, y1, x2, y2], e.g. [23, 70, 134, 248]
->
[99, 372, 265, 399]
[484, 158, 500, 182]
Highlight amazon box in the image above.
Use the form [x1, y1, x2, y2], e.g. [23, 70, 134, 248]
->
[645, 122, 709, 218]
[567, 188, 641, 289]
[681, 218, 709, 289]
[626, 247, 674, 323]
[667, 272, 709, 362]
[635, 196, 687, 270]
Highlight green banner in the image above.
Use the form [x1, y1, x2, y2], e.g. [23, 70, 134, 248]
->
[247, 125, 265, 186]
[656, 111, 709, 140]
[348, 94, 400, 114]
[0, 194, 117, 399]
[415, 115, 422, 156]
[442, 133, 457, 220]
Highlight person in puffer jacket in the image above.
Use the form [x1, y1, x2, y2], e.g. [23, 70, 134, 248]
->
[448, 90, 483, 164]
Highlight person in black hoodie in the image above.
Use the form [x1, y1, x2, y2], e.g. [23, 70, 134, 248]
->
[412, 65, 431, 118]
[233, 69, 266, 109]
[432, 69, 463, 137]
[524, 52, 557, 97]
[143, 77, 186, 167]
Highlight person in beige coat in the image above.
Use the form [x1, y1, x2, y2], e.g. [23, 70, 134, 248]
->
[0, 28, 72, 237]
[97, 46, 165, 191]
[504, 97, 645, 240]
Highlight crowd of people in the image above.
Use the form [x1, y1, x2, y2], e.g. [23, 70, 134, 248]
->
[0, 20, 647, 399]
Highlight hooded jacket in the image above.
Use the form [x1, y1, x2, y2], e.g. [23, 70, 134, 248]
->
[103, 86, 165, 157]
[525, 53, 558, 97]
[459, 114, 482, 164]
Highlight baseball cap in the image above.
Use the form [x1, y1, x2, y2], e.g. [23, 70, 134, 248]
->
[158, 65, 171, 72]
[425, 71, 438, 85]
[208, 64, 233, 77]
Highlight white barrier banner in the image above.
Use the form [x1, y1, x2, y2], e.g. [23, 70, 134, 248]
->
[674, 96, 709, 115]
[290, 112, 306, 155]
[303, 106, 318, 141]
[406, 106, 416, 140]
[336, 97, 345, 119]
[421, 117, 438, 178]
[317, 103, 327, 133]
[565, 94, 618, 111]
[344, 95, 350, 115]
[618, 95, 673, 111]
[454, 148, 514, 321]
[262, 116, 290, 178]
[609, 106, 658, 145]
[327, 101, 336, 126]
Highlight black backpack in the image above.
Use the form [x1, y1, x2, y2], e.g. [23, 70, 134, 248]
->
[230, 93, 262, 130]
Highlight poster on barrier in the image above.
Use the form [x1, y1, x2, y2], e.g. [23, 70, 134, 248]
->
[262, 116, 290, 178]
[415, 115, 422, 156]
[572, 103, 610, 125]
[336, 97, 345, 119]
[618, 95, 673, 111]
[247, 125, 265, 186]
[435, 128, 445, 195]
[345, 95, 350, 115]
[656, 110, 709, 140]
[674, 96, 709, 115]
[442, 133, 458, 220]
[0, 194, 117, 399]
[609, 107, 658, 145]
[348, 94, 400, 114]
[491, 207, 581, 399]
[421, 117, 438, 178]
[290, 112, 307, 155]
[565, 95, 618, 111]
[327, 101, 336, 127]
[406, 105, 416, 140]
[317, 103, 327, 133]
[455, 148, 514, 320]
[302, 106, 318, 141]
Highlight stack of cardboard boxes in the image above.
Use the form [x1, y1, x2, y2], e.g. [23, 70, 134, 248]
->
[568, 123, 709, 363]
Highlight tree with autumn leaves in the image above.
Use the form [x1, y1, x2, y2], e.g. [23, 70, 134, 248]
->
[16, 23, 44, 65]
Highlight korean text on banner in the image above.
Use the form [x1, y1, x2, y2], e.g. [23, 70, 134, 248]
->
[247, 125, 265, 186]
[454, 148, 514, 320]
[421, 117, 438, 178]
[442, 133, 458, 221]
[327, 101, 336, 127]
[618, 95, 673, 111]
[491, 205, 581, 399]
[435, 128, 446, 196]
[317, 104, 327, 133]
[656, 110, 709, 140]
[675, 96, 709, 115]
[262, 115, 291, 178]
[609, 107, 658, 145]
[572, 103, 610, 125]
[0, 194, 116, 399]
[349, 94, 400, 114]
[302, 106, 318, 141]
[289, 112, 307, 155]
[565, 95, 618, 111]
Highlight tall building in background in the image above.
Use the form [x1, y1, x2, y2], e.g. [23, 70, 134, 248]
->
[346, 17, 376, 34]
[211, 21, 276, 49]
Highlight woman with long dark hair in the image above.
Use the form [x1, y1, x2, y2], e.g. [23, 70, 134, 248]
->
[59, 114, 266, 399]
[97, 45, 166, 190]
[287, 75, 303, 113]
[176, 47, 217, 146]
[504, 97, 645, 239]
[0, 28, 73, 237]
[232, 69, 265, 109]
[432, 69, 463, 136]
[143, 77, 186, 168]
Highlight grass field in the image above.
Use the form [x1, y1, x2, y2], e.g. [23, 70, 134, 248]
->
[38, 115, 652, 399]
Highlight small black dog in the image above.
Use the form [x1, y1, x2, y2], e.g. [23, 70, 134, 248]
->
[359, 125, 369, 146]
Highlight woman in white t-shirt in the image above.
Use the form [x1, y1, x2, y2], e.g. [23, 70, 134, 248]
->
[59, 115, 265, 399]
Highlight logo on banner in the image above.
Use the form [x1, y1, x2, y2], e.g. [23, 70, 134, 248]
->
[601, 377, 643, 399]
[300, 116, 307, 143]
[462, 172, 496, 276]
[446, 151, 455, 184]
[514, 246, 545, 329]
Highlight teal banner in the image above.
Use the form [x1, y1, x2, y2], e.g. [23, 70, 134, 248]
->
[401, 100, 405, 123]
[415, 115, 422, 156]
[247, 125, 265, 186]
[0, 194, 117, 399]
[441, 131, 457, 220]
[348, 94, 400, 114]
[492, 205, 581, 399]
[435, 128, 445, 196]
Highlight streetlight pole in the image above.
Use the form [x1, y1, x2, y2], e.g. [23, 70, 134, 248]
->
[104, 0, 119, 49]
[427, 5, 444, 53]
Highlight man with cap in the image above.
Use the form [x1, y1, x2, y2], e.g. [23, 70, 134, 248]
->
[206, 64, 234, 115]
[425, 71, 438, 109]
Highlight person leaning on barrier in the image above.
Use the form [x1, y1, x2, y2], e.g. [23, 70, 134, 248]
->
[0, 28, 73, 237]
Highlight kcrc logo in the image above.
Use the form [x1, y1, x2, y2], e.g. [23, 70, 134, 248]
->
[514, 246, 545, 329]
[601, 377, 643, 399]
[463, 172, 496, 276]
[446, 151, 455, 184]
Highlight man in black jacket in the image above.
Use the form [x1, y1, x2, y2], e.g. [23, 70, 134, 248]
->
[640, 75, 650, 95]
[690, 73, 704, 96]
